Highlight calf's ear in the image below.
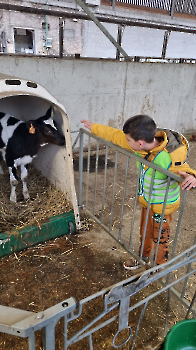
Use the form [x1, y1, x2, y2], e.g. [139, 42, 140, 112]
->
[43, 106, 52, 120]
[26, 120, 38, 134]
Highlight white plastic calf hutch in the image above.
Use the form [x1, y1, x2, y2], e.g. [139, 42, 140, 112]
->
[0, 73, 80, 257]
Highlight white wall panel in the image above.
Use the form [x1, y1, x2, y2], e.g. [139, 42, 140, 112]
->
[0, 55, 195, 145]
[122, 26, 165, 57]
[82, 21, 118, 58]
[166, 32, 196, 59]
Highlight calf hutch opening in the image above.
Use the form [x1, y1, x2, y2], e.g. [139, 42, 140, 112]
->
[0, 73, 80, 257]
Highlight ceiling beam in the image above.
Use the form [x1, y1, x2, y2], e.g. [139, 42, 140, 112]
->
[1, 2, 196, 34]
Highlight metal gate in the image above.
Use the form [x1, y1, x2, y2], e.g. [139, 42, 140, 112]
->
[0, 246, 195, 349]
[0, 128, 196, 349]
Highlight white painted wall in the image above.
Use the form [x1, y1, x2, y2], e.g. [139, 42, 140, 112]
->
[166, 32, 196, 59]
[0, 55, 195, 147]
[82, 21, 118, 58]
[82, 24, 196, 59]
[122, 27, 165, 57]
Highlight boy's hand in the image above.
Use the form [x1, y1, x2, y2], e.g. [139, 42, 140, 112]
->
[178, 171, 196, 190]
[81, 120, 93, 130]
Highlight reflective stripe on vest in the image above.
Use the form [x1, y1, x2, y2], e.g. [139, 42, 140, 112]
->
[135, 141, 182, 205]
[141, 173, 180, 204]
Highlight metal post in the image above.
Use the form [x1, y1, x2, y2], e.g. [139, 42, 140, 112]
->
[109, 151, 119, 233]
[153, 177, 171, 266]
[85, 137, 91, 210]
[186, 290, 196, 319]
[28, 333, 36, 350]
[42, 323, 56, 350]
[162, 30, 170, 59]
[129, 163, 141, 249]
[112, 0, 116, 11]
[130, 302, 148, 350]
[170, 0, 176, 17]
[116, 25, 123, 60]
[93, 141, 100, 216]
[119, 156, 130, 241]
[78, 132, 84, 207]
[59, 17, 64, 58]
[101, 145, 108, 224]
[140, 168, 156, 259]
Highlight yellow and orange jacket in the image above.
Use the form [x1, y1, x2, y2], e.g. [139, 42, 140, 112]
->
[91, 124, 196, 215]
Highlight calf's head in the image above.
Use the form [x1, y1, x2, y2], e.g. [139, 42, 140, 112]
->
[27, 107, 66, 146]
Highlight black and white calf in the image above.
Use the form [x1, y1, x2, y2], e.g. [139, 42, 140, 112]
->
[0, 107, 65, 202]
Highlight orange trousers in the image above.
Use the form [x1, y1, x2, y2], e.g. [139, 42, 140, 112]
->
[139, 207, 173, 265]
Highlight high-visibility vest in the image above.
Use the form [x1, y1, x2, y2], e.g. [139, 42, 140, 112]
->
[136, 151, 180, 205]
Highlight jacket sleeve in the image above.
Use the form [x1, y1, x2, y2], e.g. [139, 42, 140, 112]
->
[91, 124, 133, 151]
[169, 162, 196, 177]
[167, 144, 196, 177]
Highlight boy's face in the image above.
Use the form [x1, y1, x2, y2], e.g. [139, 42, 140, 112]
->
[125, 134, 144, 151]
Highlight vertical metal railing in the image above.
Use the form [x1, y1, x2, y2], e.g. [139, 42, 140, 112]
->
[119, 156, 130, 241]
[101, 145, 109, 224]
[109, 151, 119, 232]
[76, 128, 196, 304]
[139, 168, 155, 260]
[153, 176, 171, 266]
[129, 162, 141, 249]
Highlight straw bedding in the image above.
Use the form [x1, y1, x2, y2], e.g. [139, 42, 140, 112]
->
[0, 156, 72, 233]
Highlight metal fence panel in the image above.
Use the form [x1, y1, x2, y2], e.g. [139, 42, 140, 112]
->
[77, 128, 196, 304]
[0, 247, 196, 349]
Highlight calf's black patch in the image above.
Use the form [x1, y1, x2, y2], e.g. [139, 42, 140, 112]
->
[7, 117, 20, 126]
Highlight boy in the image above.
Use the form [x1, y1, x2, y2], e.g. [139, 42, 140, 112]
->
[81, 115, 196, 270]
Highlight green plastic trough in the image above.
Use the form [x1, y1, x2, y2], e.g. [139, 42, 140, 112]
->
[164, 319, 196, 350]
[0, 211, 76, 258]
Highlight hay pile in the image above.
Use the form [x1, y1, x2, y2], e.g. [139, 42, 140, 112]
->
[0, 157, 72, 233]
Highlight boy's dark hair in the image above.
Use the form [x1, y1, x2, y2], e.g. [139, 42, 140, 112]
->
[123, 115, 156, 143]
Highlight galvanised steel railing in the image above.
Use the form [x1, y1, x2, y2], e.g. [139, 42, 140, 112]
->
[75, 128, 195, 308]
[0, 245, 196, 349]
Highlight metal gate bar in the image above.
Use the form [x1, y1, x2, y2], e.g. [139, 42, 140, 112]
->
[109, 150, 119, 232]
[101, 145, 108, 224]
[140, 167, 156, 259]
[119, 155, 130, 241]
[129, 162, 142, 249]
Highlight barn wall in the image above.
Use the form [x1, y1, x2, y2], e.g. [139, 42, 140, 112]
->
[0, 55, 196, 144]
[1, 10, 60, 55]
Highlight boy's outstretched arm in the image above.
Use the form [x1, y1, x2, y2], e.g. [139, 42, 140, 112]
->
[81, 120, 93, 130]
[80, 120, 131, 150]
[178, 171, 196, 190]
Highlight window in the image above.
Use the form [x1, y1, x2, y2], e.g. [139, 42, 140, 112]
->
[14, 28, 34, 54]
